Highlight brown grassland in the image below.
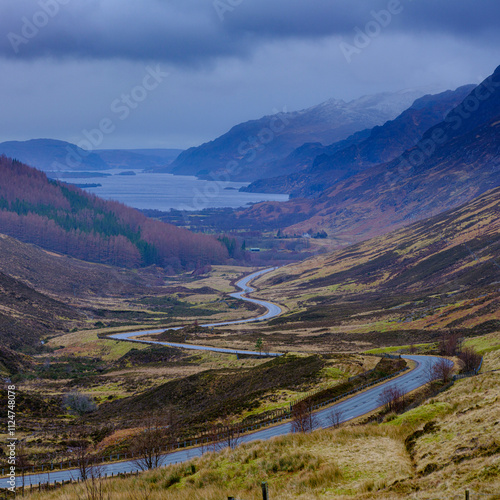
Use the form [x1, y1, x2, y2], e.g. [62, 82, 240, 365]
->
[24, 331, 500, 499]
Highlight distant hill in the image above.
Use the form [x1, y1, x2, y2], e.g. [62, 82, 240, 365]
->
[0, 156, 228, 269]
[0, 139, 108, 172]
[124, 149, 183, 161]
[166, 89, 427, 182]
[243, 85, 475, 196]
[94, 148, 183, 170]
[241, 65, 500, 243]
[0, 139, 184, 173]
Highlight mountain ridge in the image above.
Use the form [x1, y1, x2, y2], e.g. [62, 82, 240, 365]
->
[166, 89, 427, 182]
[242, 85, 475, 196]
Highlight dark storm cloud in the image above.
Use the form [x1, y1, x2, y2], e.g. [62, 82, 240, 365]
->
[229, 0, 500, 39]
[1, 0, 499, 64]
[0, 0, 248, 63]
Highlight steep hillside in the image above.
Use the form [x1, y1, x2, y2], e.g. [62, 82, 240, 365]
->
[0, 233, 172, 298]
[240, 65, 500, 241]
[244, 85, 475, 196]
[167, 90, 425, 182]
[252, 186, 500, 347]
[0, 345, 36, 376]
[0, 268, 82, 350]
[0, 156, 228, 269]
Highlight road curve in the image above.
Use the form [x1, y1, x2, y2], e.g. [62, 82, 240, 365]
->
[108, 267, 283, 356]
[1, 355, 450, 488]
[1, 268, 452, 488]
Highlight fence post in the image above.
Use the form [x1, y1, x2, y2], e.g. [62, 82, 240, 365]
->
[262, 481, 269, 500]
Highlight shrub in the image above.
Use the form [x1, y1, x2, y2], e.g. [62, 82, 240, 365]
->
[459, 347, 482, 372]
[63, 391, 97, 416]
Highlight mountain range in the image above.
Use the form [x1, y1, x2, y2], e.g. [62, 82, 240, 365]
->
[238, 65, 500, 244]
[166, 89, 428, 182]
[242, 85, 476, 197]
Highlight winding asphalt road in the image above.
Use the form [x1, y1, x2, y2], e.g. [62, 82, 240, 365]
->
[108, 267, 283, 356]
[1, 268, 450, 488]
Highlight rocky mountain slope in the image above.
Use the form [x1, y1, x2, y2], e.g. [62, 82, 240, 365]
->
[167, 89, 426, 182]
[243, 85, 475, 196]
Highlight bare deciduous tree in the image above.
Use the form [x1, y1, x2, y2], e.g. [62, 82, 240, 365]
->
[458, 347, 482, 372]
[199, 423, 219, 454]
[439, 332, 462, 356]
[431, 358, 454, 383]
[73, 443, 93, 482]
[378, 386, 405, 413]
[222, 424, 243, 450]
[131, 412, 177, 471]
[327, 408, 344, 428]
[291, 401, 317, 433]
[16, 441, 31, 495]
[408, 344, 417, 354]
[81, 462, 109, 500]
[208, 416, 243, 452]
[63, 392, 97, 416]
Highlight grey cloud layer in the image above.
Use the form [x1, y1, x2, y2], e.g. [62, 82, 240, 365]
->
[1, 0, 499, 63]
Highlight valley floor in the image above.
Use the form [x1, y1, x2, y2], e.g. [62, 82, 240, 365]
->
[19, 332, 500, 499]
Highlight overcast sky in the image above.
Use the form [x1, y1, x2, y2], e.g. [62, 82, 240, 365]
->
[0, 0, 499, 149]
